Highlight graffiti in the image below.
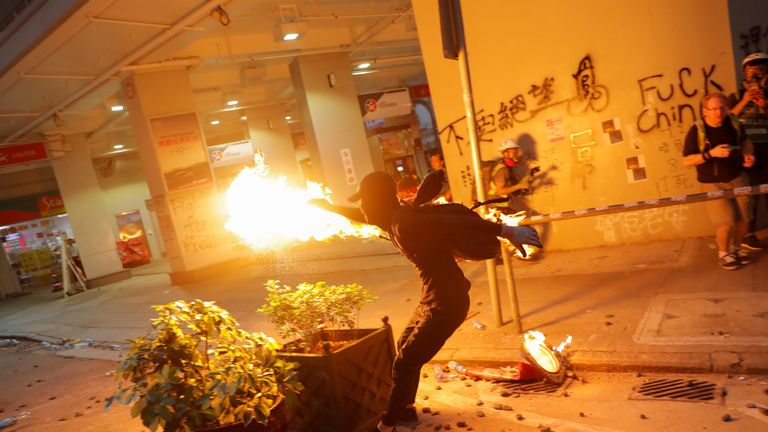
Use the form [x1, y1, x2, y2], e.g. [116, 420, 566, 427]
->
[439, 54, 608, 150]
[567, 56, 609, 114]
[169, 189, 224, 254]
[595, 206, 689, 243]
[739, 25, 768, 57]
[654, 174, 695, 196]
[459, 165, 474, 189]
[635, 65, 722, 133]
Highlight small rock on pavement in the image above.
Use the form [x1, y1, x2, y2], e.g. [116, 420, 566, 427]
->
[73, 412, 84, 417]
[516, 414, 525, 421]
[456, 421, 468, 428]
[475, 400, 483, 406]
[493, 403, 513, 411]
[476, 411, 485, 417]
[422, 407, 432, 414]
[538, 425, 552, 432]
[721, 414, 732, 422]
[746, 402, 757, 408]
[435, 385, 442, 390]
[500, 391, 512, 397]
[604, 321, 613, 326]
[579, 412, 586, 417]
[640, 414, 648, 419]
[423, 372, 429, 378]
[758, 407, 768, 416]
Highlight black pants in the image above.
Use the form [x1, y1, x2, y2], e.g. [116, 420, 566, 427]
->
[381, 294, 470, 426]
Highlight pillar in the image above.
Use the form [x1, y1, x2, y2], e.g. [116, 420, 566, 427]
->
[244, 105, 301, 183]
[50, 133, 128, 286]
[123, 69, 237, 283]
[289, 53, 374, 202]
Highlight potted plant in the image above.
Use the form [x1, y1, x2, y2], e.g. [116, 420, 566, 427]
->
[106, 299, 302, 432]
[258, 280, 395, 432]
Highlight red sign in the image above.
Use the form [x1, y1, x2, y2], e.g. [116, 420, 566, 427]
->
[0, 142, 48, 167]
[410, 84, 431, 99]
[37, 195, 66, 216]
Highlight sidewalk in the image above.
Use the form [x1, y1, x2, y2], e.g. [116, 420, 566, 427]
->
[0, 233, 766, 375]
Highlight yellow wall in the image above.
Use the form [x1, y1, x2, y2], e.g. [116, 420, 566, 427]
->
[413, 0, 752, 249]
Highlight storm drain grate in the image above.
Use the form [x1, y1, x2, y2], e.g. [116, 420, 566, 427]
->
[630, 378, 721, 403]
[498, 378, 569, 395]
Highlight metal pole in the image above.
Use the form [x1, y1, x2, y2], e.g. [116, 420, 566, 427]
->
[60, 234, 71, 296]
[450, 0, 503, 327]
[499, 244, 523, 333]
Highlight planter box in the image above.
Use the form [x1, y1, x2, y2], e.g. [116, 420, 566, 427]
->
[196, 397, 288, 432]
[278, 319, 396, 432]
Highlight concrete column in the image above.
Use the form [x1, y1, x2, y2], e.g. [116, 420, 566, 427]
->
[245, 105, 301, 184]
[289, 53, 374, 202]
[0, 245, 21, 298]
[50, 133, 127, 286]
[123, 69, 237, 283]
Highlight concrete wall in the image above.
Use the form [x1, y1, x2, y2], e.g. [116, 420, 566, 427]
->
[413, 0, 753, 249]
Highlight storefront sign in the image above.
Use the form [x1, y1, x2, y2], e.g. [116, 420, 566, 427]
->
[358, 88, 412, 120]
[207, 140, 254, 168]
[37, 194, 66, 217]
[0, 141, 48, 167]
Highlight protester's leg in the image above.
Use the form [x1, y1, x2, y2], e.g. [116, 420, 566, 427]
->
[380, 299, 469, 427]
[715, 224, 732, 254]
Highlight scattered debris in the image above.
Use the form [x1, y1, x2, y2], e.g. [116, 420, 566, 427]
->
[0, 339, 21, 348]
[640, 414, 648, 419]
[492, 403, 513, 411]
[471, 319, 486, 330]
[605, 314, 614, 318]
[516, 414, 525, 421]
[435, 385, 442, 391]
[759, 407, 768, 416]
[635, 371, 643, 377]
[475, 400, 483, 406]
[475, 411, 485, 417]
[747, 402, 757, 408]
[604, 321, 613, 326]
[579, 412, 586, 417]
[721, 414, 732, 422]
[421, 407, 432, 414]
[456, 421, 468, 428]
[501, 391, 512, 397]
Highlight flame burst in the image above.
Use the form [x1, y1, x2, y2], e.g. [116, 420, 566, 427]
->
[522, 330, 572, 373]
[483, 208, 538, 259]
[224, 154, 380, 249]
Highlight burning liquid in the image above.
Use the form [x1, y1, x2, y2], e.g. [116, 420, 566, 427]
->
[224, 157, 380, 249]
[522, 330, 572, 374]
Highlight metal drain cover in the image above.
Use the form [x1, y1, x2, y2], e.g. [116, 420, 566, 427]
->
[630, 378, 721, 403]
[499, 378, 571, 395]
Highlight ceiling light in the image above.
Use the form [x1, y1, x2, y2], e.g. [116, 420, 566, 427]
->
[357, 62, 371, 69]
[113, 144, 125, 149]
[226, 100, 239, 106]
[284, 115, 292, 120]
[277, 22, 307, 41]
[240, 115, 248, 121]
[210, 120, 221, 125]
[352, 69, 377, 76]
[110, 105, 125, 112]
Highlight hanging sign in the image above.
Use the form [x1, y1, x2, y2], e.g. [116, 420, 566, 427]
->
[0, 141, 48, 167]
[358, 88, 412, 120]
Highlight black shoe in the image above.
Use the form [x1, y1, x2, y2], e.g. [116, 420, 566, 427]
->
[741, 235, 764, 251]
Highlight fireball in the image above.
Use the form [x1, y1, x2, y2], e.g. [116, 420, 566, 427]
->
[483, 208, 538, 259]
[224, 155, 381, 249]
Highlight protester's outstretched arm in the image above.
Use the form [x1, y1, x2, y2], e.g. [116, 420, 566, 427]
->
[308, 199, 366, 224]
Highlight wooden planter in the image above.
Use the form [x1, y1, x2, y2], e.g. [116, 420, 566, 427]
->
[278, 318, 396, 432]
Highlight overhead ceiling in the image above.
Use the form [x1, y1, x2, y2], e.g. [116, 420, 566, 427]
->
[0, 0, 425, 162]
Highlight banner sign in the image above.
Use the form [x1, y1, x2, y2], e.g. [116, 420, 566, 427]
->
[358, 88, 412, 120]
[0, 141, 48, 167]
[149, 112, 213, 193]
[207, 140, 254, 168]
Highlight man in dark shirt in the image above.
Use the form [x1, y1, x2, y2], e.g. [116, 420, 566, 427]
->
[682, 92, 755, 270]
[311, 171, 541, 432]
[729, 52, 768, 250]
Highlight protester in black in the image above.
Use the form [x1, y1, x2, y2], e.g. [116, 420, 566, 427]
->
[310, 170, 541, 432]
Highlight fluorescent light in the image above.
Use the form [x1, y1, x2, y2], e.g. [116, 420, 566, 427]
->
[113, 144, 125, 149]
[240, 115, 248, 121]
[226, 100, 239, 106]
[284, 115, 292, 120]
[210, 120, 221, 125]
[352, 69, 377, 76]
[282, 32, 300, 41]
[110, 105, 125, 112]
[357, 62, 371, 69]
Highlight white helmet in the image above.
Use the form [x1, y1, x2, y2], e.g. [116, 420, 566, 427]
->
[497, 137, 519, 152]
[742, 52, 768, 68]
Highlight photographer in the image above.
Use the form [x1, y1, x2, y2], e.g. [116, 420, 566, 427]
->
[683, 92, 755, 270]
[729, 52, 768, 251]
